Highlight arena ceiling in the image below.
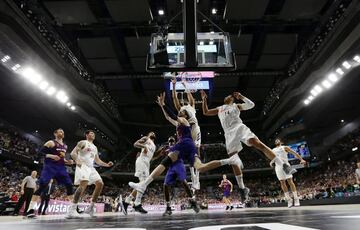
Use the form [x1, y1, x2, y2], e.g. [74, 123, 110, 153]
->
[0, 0, 359, 151]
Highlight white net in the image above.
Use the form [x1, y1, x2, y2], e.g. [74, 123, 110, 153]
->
[180, 72, 202, 93]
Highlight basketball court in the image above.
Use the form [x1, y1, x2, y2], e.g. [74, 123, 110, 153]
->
[1, 205, 359, 230]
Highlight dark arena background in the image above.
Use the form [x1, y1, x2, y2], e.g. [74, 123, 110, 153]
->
[0, 0, 360, 230]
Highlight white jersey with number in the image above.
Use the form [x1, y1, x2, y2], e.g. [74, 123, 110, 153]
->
[218, 103, 257, 154]
[78, 140, 98, 167]
[74, 140, 102, 185]
[180, 104, 201, 147]
[218, 103, 243, 132]
[272, 146, 289, 164]
[135, 138, 156, 179]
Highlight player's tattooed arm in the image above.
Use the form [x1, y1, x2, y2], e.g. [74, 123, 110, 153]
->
[171, 76, 181, 111]
[201, 90, 218, 116]
[94, 152, 113, 167]
[233, 92, 255, 111]
[284, 146, 307, 165]
[134, 136, 149, 151]
[71, 141, 86, 166]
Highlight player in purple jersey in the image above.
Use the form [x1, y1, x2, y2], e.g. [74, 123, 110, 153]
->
[219, 175, 234, 211]
[129, 93, 233, 211]
[162, 136, 196, 216]
[26, 129, 74, 218]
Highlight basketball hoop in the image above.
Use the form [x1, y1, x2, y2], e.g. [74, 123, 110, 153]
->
[180, 72, 202, 93]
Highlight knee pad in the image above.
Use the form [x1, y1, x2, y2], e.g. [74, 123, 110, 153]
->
[161, 156, 173, 168]
[65, 184, 74, 196]
[230, 154, 244, 169]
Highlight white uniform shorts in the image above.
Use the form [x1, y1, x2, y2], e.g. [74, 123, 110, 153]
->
[224, 123, 257, 154]
[135, 157, 150, 181]
[275, 165, 293, 181]
[191, 124, 201, 148]
[74, 164, 102, 185]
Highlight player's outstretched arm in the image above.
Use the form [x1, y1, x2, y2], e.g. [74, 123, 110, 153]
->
[171, 76, 181, 111]
[284, 146, 306, 165]
[233, 92, 255, 111]
[187, 91, 196, 108]
[157, 92, 179, 126]
[94, 152, 113, 167]
[201, 90, 218, 116]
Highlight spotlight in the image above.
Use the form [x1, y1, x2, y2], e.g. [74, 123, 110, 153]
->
[209, 40, 214, 45]
[11, 64, 21, 71]
[314, 85, 323, 94]
[39, 81, 49, 90]
[304, 99, 310, 105]
[66, 102, 71, 107]
[158, 9, 164, 16]
[321, 80, 332, 89]
[335, 68, 344, 75]
[308, 95, 314, 101]
[46, 86, 56, 96]
[199, 41, 204, 45]
[353, 55, 360, 63]
[340, 119, 344, 123]
[342, 61, 351, 69]
[328, 73, 338, 82]
[56, 90, 68, 103]
[70, 105, 76, 111]
[352, 147, 358, 151]
[21, 68, 42, 84]
[210, 31, 215, 34]
[1, 55, 10, 62]
[211, 8, 217, 15]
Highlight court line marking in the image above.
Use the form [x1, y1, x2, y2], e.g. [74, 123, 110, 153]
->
[331, 215, 360, 219]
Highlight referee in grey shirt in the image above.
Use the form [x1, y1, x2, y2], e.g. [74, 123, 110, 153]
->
[13, 171, 37, 216]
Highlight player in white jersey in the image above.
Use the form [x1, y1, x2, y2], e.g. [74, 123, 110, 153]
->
[271, 138, 306, 207]
[67, 130, 114, 218]
[171, 77, 201, 191]
[201, 90, 296, 203]
[120, 131, 157, 214]
[355, 162, 360, 185]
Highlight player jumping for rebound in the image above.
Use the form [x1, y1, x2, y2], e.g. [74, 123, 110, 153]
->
[271, 138, 306, 208]
[120, 132, 157, 214]
[219, 174, 234, 211]
[26, 128, 74, 218]
[66, 130, 113, 218]
[201, 90, 296, 203]
[128, 93, 233, 206]
[171, 77, 201, 191]
[162, 136, 199, 216]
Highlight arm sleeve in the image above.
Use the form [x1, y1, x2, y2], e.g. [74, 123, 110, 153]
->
[39, 146, 52, 155]
[163, 105, 178, 120]
[240, 97, 255, 110]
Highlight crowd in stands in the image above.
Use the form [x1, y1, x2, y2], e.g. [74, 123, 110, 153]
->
[0, 126, 39, 160]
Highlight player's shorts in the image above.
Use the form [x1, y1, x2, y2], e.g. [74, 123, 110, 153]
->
[169, 137, 197, 166]
[135, 157, 150, 180]
[164, 160, 186, 186]
[275, 164, 293, 181]
[224, 123, 257, 154]
[38, 163, 72, 186]
[223, 190, 230, 198]
[74, 164, 102, 185]
[191, 124, 201, 147]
